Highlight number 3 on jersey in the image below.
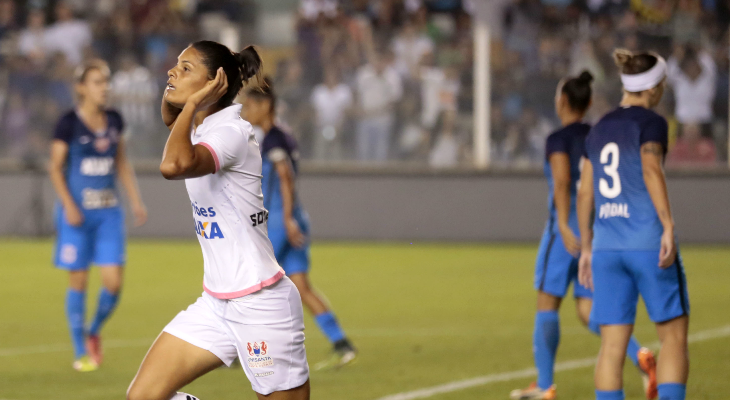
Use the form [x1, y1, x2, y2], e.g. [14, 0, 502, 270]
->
[599, 142, 621, 199]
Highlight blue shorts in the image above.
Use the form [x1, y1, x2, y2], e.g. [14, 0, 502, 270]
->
[592, 249, 690, 325]
[53, 205, 126, 270]
[534, 224, 592, 299]
[267, 210, 310, 276]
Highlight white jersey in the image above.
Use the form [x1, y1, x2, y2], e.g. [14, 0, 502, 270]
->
[185, 103, 284, 299]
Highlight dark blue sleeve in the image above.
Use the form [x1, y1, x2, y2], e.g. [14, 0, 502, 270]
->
[545, 132, 568, 159]
[52, 113, 75, 143]
[639, 115, 668, 153]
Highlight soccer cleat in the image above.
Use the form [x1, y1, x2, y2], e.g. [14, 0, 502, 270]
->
[313, 349, 358, 371]
[638, 347, 658, 399]
[509, 382, 557, 400]
[86, 334, 103, 366]
[72, 355, 99, 372]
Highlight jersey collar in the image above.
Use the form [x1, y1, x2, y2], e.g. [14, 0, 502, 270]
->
[196, 103, 243, 135]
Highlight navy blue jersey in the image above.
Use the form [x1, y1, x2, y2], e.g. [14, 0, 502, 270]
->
[260, 126, 301, 214]
[543, 122, 590, 233]
[53, 110, 124, 210]
[585, 106, 668, 250]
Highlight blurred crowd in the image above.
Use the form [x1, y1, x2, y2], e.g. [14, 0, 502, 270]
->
[0, 0, 728, 170]
[488, 0, 729, 169]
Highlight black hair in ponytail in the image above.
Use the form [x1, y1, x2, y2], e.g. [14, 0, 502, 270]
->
[191, 41, 263, 108]
[561, 70, 593, 113]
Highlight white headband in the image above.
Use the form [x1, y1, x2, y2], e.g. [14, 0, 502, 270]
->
[620, 56, 667, 92]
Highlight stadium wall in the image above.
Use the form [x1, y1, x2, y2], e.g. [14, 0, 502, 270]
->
[0, 171, 728, 243]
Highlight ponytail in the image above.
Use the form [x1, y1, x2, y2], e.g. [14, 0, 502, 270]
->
[192, 41, 264, 108]
[561, 70, 593, 113]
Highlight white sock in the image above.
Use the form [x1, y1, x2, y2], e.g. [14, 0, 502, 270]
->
[169, 393, 200, 400]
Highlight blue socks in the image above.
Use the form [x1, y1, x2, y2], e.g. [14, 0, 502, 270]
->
[596, 389, 625, 400]
[658, 383, 686, 400]
[534, 310, 560, 390]
[626, 335, 642, 368]
[587, 318, 642, 368]
[89, 288, 120, 336]
[65, 289, 86, 359]
[66, 287, 121, 359]
[594, 385, 686, 400]
[314, 311, 346, 344]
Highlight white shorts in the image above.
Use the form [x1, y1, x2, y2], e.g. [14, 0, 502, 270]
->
[163, 277, 309, 395]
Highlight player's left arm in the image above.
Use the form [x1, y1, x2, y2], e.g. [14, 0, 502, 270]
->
[273, 158, 306, 248]
[115, 138, 147, 227]
[641, 141, 676, 268]
[576, 158, 594, 290]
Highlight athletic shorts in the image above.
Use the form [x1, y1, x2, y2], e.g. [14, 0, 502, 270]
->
[163, 277, 309, 395]
[534, 223, 592, 298]
[53, 205, 125, 270]
[592, 249, 690, 325]
[267, 209, 311, 276]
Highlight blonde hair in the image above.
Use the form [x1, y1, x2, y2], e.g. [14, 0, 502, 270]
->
[74, 59, 110, 84]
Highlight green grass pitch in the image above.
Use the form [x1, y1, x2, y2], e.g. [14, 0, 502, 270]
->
[0, 240, 728, 400]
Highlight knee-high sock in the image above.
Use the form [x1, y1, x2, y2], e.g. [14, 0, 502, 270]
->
[596, 389, 625, 400]
[657, 383, 686, 400]
[534, 310, 560, 390]
[314, 311, 346, 344]
[66, 288, 86, 359]
[588, 318, 642, 368]
[88, 288, 120, 336]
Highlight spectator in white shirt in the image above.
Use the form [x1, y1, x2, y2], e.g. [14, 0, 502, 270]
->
[18, 8, 46, 67]
[667, 46, 717, 125]
[391, 18, 434, 80]
[355, 51, 403, 161]
[111, 53, 157, 157]
[310, 67, 353, 160]
[43, 1, 91, 66]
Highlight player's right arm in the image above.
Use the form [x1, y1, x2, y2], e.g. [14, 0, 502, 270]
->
[576, 158, 594, 289]
[549, 152, 580, 256]
[642, 142, 676, 268]
[48, 139, 83, 226]
[161, 96, 183, 131]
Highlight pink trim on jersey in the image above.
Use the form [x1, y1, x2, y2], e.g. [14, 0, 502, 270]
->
[198, 142, 220, 172]
[203, 270, 285, 300]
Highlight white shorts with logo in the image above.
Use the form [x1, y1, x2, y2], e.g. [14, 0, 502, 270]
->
[163, 277, 309, 395]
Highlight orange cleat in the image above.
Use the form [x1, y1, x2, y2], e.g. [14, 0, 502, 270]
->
[510, 382, 557, 400]
[638, 347, 657, 400]
[86, 334, 103, 366]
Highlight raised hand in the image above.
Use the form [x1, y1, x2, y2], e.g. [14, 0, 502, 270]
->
[187, 67, 229, 111]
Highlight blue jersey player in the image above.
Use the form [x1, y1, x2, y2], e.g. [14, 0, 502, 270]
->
[578, 50, 689, 400]
[48, 60, 147, 372]
[243, 80, 357, 370]
[511, 72, 655, 400]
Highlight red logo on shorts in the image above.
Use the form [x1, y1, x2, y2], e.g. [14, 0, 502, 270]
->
[247, 341, 268, 356]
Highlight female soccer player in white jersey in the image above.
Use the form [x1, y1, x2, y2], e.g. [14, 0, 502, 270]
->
[127, 42, 309, 400]
[49, 59, 147, 372]
[510, 71, 655, 400]
[578, 49, 689, 400]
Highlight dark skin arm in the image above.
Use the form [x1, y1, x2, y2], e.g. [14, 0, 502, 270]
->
[273, 159, 306, 248]
[641, 141, 676, 268]
[577, 158, 595, 290]
[159, 68, 228, 180]
[161, 97, 183, 131]
[549, 153, 580, 256]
